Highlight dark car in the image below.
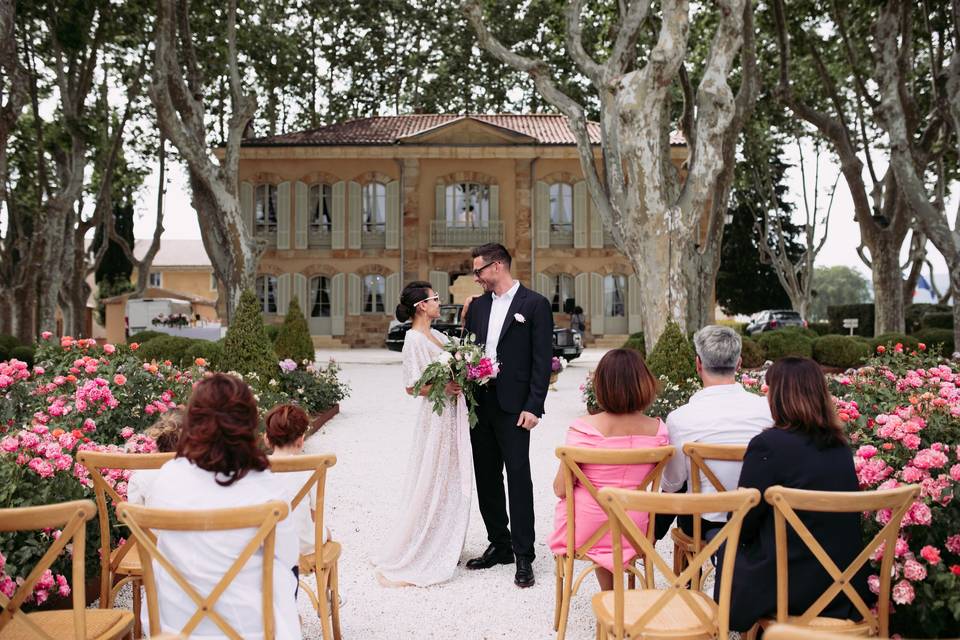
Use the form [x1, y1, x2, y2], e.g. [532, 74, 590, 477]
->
[386, 303, 583, 361]
[745, 309, 808, 336]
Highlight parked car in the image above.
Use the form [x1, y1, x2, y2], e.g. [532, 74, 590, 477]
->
[745, 309, 808, 336]
[386, 303, 584, 361]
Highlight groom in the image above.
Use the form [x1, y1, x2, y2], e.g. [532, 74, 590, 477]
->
[462, 243, 553, 588]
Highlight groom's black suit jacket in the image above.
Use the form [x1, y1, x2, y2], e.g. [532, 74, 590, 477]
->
[463, 284, 554, 417]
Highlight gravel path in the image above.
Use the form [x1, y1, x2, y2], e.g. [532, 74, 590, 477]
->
[297, 348, 666, 640]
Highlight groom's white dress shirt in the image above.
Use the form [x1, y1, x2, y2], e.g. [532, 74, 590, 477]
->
[484, 280, 520, 367]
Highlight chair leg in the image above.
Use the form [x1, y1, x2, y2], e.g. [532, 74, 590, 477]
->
[553, 556, 563, 631]
[329, 562, 342, 640]
[557, 556, 575, 640]
[744, 623, 760, 640]
[316, 567, 335, 640]
[132, 578, 142, 639]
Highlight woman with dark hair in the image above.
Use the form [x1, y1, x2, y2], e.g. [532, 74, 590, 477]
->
[725, 356, 869, 631]
[548, 348, 668, 590]
[373, 281, 473, 587]
[146, 373, 300, 639]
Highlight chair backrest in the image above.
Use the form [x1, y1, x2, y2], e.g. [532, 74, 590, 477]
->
[555, 445, 674, 561]
[598, 487, 761, 639]
[681, 442, 747, 548]
[267, 453, 337, 553]
[76, 450, 176, 605]
[764, 484, 920, 637]
[0, 500, 97, 639]
[117, 500, 289, 640]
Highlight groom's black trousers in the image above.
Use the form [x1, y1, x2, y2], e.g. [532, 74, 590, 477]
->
[471, 384, 536, 561]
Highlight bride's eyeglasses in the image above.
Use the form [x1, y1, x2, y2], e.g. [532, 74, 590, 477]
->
[414, 295, 440, 307]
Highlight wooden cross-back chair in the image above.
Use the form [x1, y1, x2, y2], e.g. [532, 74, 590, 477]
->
[747, 484, 920, 639]
[116, 500, 288, 640]
[76, 450, 175, 638]
[552, 445, 674, 640]
[594, 487, 761, 640]
[0, 500, 134, 640]
[670, 443, 748, 589]
[765, 623, 892, 640]
[267, 453, 341, 640]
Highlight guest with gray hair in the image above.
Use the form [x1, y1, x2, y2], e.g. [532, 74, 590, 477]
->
[657, 325, 773, 538]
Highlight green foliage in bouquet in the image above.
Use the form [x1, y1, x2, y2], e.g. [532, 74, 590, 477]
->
[222, 289, 278, 381]
[274, 296, 314, 365]
[646, 321, 696, 385]
[411, 334, 493, 428]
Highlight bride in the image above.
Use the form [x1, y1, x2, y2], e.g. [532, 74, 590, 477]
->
[373, 281, 473, 586]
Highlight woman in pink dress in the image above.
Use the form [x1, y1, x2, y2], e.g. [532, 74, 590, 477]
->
[549, 348, 669, 590]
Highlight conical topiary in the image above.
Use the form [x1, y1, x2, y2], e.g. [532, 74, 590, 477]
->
[646, 321, 697, 385]
[274, 296, 314, 365]
[222, 289, 278, 381]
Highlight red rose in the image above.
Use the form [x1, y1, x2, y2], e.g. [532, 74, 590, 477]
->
[951, 565, 960, 576]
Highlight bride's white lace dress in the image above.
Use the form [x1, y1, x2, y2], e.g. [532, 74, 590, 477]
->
[373, 328, 473, 586]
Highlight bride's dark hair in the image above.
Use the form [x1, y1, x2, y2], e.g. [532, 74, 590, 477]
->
[396, 281, 433, 322]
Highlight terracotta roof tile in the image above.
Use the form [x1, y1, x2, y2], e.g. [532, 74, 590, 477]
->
[242, 114, 687, 147]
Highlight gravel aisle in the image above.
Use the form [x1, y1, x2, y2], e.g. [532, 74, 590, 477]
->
[298, 349, 611, 640]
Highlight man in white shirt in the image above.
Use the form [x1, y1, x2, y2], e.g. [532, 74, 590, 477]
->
[658, 325, 773, 537]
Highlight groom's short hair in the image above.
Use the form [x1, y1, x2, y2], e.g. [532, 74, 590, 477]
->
[471, 243, 512, 269]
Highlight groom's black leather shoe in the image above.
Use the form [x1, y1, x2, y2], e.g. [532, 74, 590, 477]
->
[514, 557, 535, 588]
[466, 544, 514, 570]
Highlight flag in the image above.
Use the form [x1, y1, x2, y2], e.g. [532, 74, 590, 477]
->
[917, 275, 932, 291]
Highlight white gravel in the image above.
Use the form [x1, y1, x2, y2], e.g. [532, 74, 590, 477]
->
[298, 348, 678, 640]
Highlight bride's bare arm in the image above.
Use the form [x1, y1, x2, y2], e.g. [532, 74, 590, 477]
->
[406, 385, 432, 396]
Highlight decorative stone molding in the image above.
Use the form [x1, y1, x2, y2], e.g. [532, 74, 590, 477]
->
[248, 171, 285, 185]
[539, 262, 585, 276]
[350, 170, 394, 185]
[297, 171, 341, 185]
[356, 263, 394, 277]
[257, 265, 284, 277]
[435, 171, 498, 186]
[301, 264, 339, 278]
[537, 171, 580, 185]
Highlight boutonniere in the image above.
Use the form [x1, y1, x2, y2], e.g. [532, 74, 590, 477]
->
[514, 313, 526, 323]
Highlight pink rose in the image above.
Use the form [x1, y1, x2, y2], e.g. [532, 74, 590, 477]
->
[867, 574, 881, 594]
[41, 331, 52, 340]
[920, 545, 941, 564]
[946, 534, 960, 555]
[103, 343, 115, 354]
[856, 445, 878, 459]
[120, 427, 134, 439]
[903, 559, 927, 581]
[891, 579, 914, 605]
[901, 466, 924, 483]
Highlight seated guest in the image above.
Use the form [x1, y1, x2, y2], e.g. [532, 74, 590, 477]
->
[548, 348, 668, 590]
[146, 374, 300, 640]
[657, 325, 772, 539]
[726, 356, 870, 632]
[127, 409, 184, 505]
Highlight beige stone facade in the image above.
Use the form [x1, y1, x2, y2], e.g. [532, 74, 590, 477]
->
[237, 115, 689, 348]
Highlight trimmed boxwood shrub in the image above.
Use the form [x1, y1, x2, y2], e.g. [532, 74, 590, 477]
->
[264, 324, 281, 342]
[869, 333, 920, 352]
[9, 345, 34, 366]
[127, 330, 166, 345]
[812, 335, 870, 369]
[274, 296, 314, 364]
[137, 335, 196, 366]
[921, 312, 954, 330]
[756, 330, 814, 360]
[222, 289, 278, 380]
[0, 334, 20, 352]
[740, 337, 766, 369]
[911, 328, 955, 356]
[905, 303, 952, 333]
[776, 325, 818, 339]
[184, 339, 224, 369]
[827, 303, 874, 337]
[808, 322, 832, 336]
[717, 320, 747, 335]
[621, 332, 646, 358]
[646, 321, 696, 385]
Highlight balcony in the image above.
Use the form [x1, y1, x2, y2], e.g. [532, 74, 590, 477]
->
[430, 221, 504, 247]
[550, 224, 574, 247]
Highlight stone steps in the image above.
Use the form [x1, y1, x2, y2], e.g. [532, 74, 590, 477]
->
[589, 334, 630, 349]
[312, 336, 349, 349]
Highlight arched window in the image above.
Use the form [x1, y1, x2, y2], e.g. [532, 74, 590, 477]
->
[603, 274, 626, 318]
[445, 183, 490, 227]
[256, 275, 277, 314]
[308, 183, 332, 232]
[551, 274, 575, 313]
[310, 276, 331, 318]
[254, 184, 278, 232]
[362, 183, 386, 233]
[363, 274, 385, 314]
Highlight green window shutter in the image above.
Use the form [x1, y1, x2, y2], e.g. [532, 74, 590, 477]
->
[348, 181, 362, 249]
[293, 273, 308, 315]
[435, 184, 446, 221]
[276, 182, 291, 250]
[429, 270, 450, 304]
[385, 273, 400, 316]
[294, 182, 308, 250]
[573, 181, 588, 248]
[489, 184, 499, 220]
[347, 273, 362, 315]
[277, 273, 292, 315]
[628, 274, 642, 334]
[331, 273, 345, 335]
[590, 197, 604, 248]
[535, 181, 550, 249]
[332, 181, 346, 249]
[589, 272, 605, 335]
[240, 181, 254, 232]
[574, 273, 588, 314]
[386, 180, 400, 249]
[534, 272, 553, 299]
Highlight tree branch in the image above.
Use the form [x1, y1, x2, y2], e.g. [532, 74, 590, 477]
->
[564, 0, 605, 86]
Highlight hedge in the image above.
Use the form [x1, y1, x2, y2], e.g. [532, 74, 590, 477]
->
[136, 335, 197, 366]
[740, 337, 766, 369]
[911, 328, 955, 356]
[756, 330, 814, 360]
[716, 320, 748, 335]
[827, 303, 875, 337]
[0, 334, 20, 353]
[906, 303, 952, 333]
[184, 339, 225, 369]
[646, 321, 696, 384]
[869, 333, 921, 352]
[808, 322, 832, 336]
[9, 345, 34, 367]
[921, 312, 954, 330]
[812, 335, 870, 369]
[127, 330, 166, 345]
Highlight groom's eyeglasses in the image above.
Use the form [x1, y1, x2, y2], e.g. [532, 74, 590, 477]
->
[473, 261, 499, 277]
[414, 295, 440, 307]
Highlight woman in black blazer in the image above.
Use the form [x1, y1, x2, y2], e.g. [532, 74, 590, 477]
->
[726, 356, 872, 632]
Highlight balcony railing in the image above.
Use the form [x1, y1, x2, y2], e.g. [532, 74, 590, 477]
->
[550, 226, 574, 247]
[431, 221, 504, 247]
[308, 228, 332, 249]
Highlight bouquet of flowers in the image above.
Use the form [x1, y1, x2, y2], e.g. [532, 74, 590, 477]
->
[551, 356, 566, 374]
[412, 334, 497, 427]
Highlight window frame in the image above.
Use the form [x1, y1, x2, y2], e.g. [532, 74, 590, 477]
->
[362, 274, 386, 314]
[361, 182, 387, 234]
[310, 275, 332, 319]
[603, 274, 627, 318]
[254, 184, 279, 233]
[551, 273, 575, 313]
[148, 272, 162, 288]
[308, 183, 333, 234]
[256, 275, 278, 315]
[445, 183, 491, 228]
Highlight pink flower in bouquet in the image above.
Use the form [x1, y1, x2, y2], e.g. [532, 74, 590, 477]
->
[467, 357, 496, 382]
[891, 579, 915, 605]
[920, 545, 941, 564]
[903, 558, 927, 581]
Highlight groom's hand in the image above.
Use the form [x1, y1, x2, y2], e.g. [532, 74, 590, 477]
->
[517, 411, 539, 430]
